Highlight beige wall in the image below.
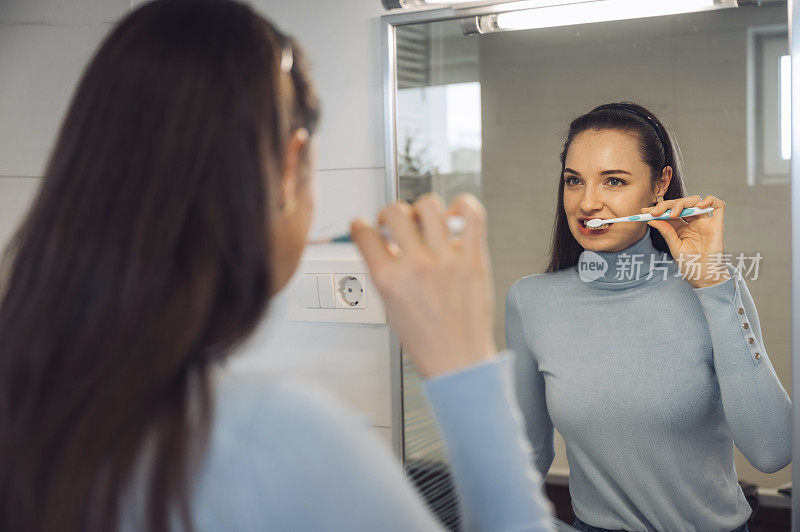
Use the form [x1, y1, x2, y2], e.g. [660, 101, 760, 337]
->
[480, 4, 791, 488]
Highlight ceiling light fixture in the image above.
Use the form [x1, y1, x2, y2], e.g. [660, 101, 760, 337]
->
[461, 0, 739, 34]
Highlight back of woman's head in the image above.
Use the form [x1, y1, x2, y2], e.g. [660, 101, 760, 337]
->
[546, 102, 687, 272]
[0, 1, 318, 531]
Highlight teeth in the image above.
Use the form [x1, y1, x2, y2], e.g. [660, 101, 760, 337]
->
[582, 221, 610, 230]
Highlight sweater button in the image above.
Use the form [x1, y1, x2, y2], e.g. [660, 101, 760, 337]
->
[743, 322, 749, 329]
[738, 308, 744, 315]
[748, 338, 755, 345]
[755, 352, 761, 360]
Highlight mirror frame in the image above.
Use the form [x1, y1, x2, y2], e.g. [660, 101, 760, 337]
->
[382, 2, 800, 528]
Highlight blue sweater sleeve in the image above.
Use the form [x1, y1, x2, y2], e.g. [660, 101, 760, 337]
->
[189, 379, 441, 532]
[504, 282, 555, 478]
[191, 364, 554, 532]
[694, 266, 792, 473]
[423, 354, 555, 532]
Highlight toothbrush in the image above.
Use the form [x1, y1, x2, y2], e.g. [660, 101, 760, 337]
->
[308, 215, 467, 245]
[586, 207, 715, 228]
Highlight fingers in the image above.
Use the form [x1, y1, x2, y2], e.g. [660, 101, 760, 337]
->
[695, 194, 726, 220]
[663, 217, 688, 232]
[350, 218, 394, 285]
[646, 219, 681, 250]
[353, 194, 450, 288]
[414, 194, 449, 252]
[447, 193, 487, 257]
[643, 195, 702, 218]
[670, 195, 703, 218]
[378, 202, 425, 255]
[354, 193, 485, 271]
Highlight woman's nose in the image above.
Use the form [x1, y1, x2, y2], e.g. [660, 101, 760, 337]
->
[579, 188, 604, 212]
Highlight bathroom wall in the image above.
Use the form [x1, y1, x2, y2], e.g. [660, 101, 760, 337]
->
[0, 0, 126, 247]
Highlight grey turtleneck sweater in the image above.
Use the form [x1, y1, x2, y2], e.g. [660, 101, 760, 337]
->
[506, 229, 791, 532]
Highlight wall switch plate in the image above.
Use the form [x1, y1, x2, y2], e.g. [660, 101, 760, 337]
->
[299, 274, 320, 308]
[288, 259, 386, 324]
[317, 274, 336, 309]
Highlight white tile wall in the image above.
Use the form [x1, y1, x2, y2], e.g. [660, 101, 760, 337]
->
[0, 22, 116, 176]
[0, 0, 128, 25]
[310, 167, 387, 240]
[249, 0, 387, 171]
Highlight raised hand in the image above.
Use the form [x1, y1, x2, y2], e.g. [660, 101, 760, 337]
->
[642, 194, 729, 288]
[350, 193, 496, 378]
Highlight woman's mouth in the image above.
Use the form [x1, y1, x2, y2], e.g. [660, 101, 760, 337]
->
[577, 218, 611, 236]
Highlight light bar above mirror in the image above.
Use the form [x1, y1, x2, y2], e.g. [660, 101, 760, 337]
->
[383, 0, 745, 12]
[459, 0, 740, 34]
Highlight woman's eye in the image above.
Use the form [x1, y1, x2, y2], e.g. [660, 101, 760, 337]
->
[565, 176, 581, 186]
[607, 178, 625, 186]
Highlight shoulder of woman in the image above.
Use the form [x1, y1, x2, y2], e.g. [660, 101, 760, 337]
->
[189, 376, 396, 528]
[197, 376, 379, 492]
[508, 269, 571, 301]
[211, 375, 370, 448]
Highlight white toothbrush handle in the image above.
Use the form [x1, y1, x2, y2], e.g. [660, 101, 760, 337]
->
[589, 207, 716, 227]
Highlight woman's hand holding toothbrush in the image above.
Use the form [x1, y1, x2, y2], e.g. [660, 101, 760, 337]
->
[350, 193, 497, 378]
[641, 194, 729, 289]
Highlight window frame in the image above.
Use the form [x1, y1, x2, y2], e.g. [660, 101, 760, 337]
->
[747, 23, 790, 185]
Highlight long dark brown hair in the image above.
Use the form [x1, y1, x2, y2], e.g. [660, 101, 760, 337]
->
[546, 102, 687, 272]
[0, 1, 319, 531]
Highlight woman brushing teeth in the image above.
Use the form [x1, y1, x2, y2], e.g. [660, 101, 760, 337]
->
[507, 102, 790, 532]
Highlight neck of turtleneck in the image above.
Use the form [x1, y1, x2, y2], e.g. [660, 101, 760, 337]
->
[576, 228, 667, 290]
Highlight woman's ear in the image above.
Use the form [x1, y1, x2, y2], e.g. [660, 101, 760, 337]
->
[654, 166, 673, 199]
[279, 128, 310, 214]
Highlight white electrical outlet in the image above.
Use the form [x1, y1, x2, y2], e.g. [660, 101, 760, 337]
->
[334, 274, 366, 309]
[288, 258, 385, 324]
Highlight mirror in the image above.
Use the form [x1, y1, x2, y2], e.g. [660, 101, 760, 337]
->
[387, 2, 792, 530]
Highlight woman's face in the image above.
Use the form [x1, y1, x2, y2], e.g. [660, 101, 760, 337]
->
[562, 129, 667, 253]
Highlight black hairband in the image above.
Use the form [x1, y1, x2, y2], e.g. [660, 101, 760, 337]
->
[592, 103, 670, 157]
